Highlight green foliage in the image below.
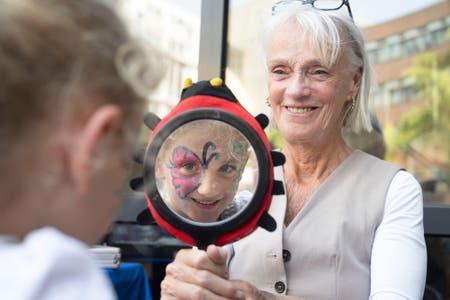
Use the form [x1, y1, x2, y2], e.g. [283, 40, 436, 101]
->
[393, 108, 433, 149]
[265, 129, 284, 149]
[398, 50, 449, 139]
[387, 49, 450, 171]
[403, 52, 450, 117]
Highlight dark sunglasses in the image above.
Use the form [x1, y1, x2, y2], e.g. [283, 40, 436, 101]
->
[272, 0, 353, 20]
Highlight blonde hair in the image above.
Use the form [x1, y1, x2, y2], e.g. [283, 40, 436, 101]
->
[160, 119, 250, 162]
[263, 4, 373, 133]
[0, 0, 160, 178]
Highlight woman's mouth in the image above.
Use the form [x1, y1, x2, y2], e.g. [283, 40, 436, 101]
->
[285, 106, 317, 113]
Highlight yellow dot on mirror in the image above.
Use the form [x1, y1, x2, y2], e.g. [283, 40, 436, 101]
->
[183, 78, 193, 89]
[210, 77, 223, 87]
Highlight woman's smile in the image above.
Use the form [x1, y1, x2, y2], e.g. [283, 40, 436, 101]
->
[284, 105, 318, 114]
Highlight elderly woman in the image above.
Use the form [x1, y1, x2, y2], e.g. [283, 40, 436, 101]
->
[160, 1, 426, 299]
[0, 0, 158, 298]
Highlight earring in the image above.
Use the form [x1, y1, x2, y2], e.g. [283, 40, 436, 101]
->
[350, 96, 356, 112]
[266, 97, 271, 107]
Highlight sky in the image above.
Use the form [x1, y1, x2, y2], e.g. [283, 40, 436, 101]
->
[168, 0, 444, 26]
[350, 0, 444, 26]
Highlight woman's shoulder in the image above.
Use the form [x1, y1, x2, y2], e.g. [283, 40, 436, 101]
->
[380, 170, 424, 225]
[351, 149, 404, 173]
[389, 170, 423, 199]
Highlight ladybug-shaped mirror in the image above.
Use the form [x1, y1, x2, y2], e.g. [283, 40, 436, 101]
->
[135, 78, 285, 249]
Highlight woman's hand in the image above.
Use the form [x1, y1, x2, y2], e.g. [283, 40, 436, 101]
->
[229, 280, 277, 300]
[161, 245, 243, 299]
[161, 244, 301, 300]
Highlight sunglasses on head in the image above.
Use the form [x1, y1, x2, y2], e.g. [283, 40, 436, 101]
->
[272, 0, 353, 20]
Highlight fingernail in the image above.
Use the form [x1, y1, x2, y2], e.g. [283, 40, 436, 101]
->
[219, 248, 226, 257]
[234, 289, 245, 300]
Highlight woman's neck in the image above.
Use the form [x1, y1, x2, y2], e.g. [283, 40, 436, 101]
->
[281, 139, 352, 184]
[281, 139, 352, 225]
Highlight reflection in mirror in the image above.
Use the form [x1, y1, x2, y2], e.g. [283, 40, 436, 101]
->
[155, 119, 258, 223]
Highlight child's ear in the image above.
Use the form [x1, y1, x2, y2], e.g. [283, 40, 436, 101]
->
[70, 105, 122, 196]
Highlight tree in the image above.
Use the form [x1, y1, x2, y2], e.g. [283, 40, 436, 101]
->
[386, 49, 450, 184]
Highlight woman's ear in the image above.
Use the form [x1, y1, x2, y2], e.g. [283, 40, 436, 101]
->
[70, 105, 122, 196]
[350, 66, 363, 99]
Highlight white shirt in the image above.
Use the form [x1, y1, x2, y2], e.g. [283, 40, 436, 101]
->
[370, 170, 427, 299]
[0, 227, 116, 300]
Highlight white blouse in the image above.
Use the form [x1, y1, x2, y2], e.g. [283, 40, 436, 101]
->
[370, 170, 427, 299]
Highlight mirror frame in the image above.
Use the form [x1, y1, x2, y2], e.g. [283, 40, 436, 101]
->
[144, 108, 272, 248]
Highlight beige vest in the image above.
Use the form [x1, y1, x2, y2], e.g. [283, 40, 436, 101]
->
[228, 150, 401, 300]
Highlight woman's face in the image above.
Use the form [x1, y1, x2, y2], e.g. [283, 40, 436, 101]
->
[157, 128, 248, 223]
[267, 19, 361, 145]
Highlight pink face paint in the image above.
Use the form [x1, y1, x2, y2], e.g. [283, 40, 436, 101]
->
[168, 142, 219, 199]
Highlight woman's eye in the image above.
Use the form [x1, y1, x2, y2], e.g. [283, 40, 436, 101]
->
[315, 69, 325, 74]
[310, 69, 329, 76]
[273, 69, 285, 75]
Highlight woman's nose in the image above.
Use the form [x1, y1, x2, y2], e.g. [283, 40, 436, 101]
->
[286, 73, 311, 98]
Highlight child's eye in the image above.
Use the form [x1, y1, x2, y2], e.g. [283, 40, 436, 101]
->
[218, 164, 237, 173]
[182, 162, 199, 172]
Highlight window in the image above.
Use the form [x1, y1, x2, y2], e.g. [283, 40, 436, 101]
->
[115, 0, 201, 117]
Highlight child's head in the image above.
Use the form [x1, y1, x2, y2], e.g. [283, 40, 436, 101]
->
[0, 0, 159, 243]
[156, 119, 251, 223]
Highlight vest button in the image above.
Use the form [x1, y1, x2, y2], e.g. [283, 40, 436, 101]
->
[274, 281, 286, 293]
[282, 249, 291, 262]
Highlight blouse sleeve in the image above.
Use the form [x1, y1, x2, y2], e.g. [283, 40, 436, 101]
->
[370, 170, 427, 300]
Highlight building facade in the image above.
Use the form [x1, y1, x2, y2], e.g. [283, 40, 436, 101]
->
[364, 1, 450, 126]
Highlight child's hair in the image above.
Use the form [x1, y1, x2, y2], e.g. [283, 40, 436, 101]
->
[160, 119, 250, 162]
[0, 0, 159, 183]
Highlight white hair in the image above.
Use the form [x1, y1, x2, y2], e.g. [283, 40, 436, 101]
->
[262, 4, 373, 133]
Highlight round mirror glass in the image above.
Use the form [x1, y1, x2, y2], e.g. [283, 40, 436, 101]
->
[154, 119, 258, 224]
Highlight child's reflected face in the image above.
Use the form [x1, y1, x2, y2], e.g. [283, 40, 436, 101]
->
[159, 132, 248, 223]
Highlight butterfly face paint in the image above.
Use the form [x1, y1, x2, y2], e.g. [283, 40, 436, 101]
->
[168, 142, 219, 199]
